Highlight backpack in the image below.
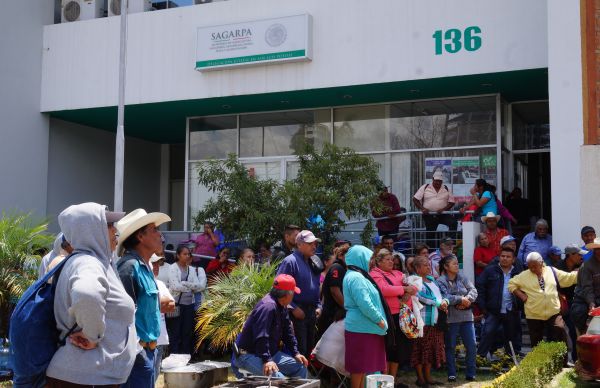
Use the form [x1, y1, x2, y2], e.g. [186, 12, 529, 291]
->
[9, 253, 78, 388]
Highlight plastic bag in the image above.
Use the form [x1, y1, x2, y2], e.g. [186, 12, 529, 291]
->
[311, 320, 349, 376]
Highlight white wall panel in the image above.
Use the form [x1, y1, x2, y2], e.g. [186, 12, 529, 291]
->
[41, 0, 548, 111]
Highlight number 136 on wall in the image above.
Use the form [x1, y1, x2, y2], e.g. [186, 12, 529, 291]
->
[433, 26, 482, 55]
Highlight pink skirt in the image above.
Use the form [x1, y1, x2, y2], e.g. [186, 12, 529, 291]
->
[344, 331, 387, 373]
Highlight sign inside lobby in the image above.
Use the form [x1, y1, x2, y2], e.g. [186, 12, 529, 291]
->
[195, 14, 313, 71]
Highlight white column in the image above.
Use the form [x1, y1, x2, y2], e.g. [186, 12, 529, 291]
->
[159, 144, 170, 229]
[547, 0, 584, 247]
[461, 221, 480, 284]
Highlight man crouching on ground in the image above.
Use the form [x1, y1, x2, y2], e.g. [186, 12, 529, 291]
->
[232, 274, 309, 378]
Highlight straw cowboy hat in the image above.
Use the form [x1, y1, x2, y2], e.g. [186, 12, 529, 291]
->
[586, 237, 600, 250]
[481, 211, 501, 223]
[116, 209, 171, 255]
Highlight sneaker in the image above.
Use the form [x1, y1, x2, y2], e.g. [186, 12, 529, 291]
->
[448, 376, 456, 382]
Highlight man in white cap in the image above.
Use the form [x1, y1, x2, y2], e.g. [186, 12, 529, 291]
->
[276, 230, 322, 357]
[116, 209, 171, 387]
[413, 171, 456, 245]
[482, 212, 509, 255]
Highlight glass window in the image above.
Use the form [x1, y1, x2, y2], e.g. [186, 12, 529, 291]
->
[240, 110, 332, 157]
[334, 105, 387, 152]
[512, 102, 550, 150]
[389, 97, 497, 149]
[334, 97, 496, 152]
[189, 116, 237, 160]
[241, 161, 282, 181]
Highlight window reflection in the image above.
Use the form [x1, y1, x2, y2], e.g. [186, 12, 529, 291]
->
[240, 110, 331, 157]
[512, 102, 550, 150]
[189, 116, 237, 160]
[334, 97, 496, 151]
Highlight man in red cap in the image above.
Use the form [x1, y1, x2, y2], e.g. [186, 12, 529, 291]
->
[232, 274, 309, 378]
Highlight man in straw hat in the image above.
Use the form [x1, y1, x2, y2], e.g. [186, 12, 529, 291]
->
[482, 212, 509, 256]
[116, 209, 171, 387]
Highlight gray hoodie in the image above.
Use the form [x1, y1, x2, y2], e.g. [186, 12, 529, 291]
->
[46, 203, 137, 385]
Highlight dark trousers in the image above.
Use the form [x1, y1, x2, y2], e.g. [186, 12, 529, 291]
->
[46, 377, 119, 388]
[526, 314, 565, 348]
[477, 311, 521, 357]
[423, 214, 457, 246]
[167, 303, 196, 355]
[292, 304, 317, 357]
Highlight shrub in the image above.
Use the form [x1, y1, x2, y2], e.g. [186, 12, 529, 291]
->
[195, 262, 278, 351]
[487, 341, 566, 387]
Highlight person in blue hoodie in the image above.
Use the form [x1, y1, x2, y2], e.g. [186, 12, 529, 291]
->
[343, 245, 391, 388]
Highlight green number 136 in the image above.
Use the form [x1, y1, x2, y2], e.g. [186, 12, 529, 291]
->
[433, 26, 482, 55]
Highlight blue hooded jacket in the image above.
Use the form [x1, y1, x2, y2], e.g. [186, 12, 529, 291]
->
[343, 245, 387, 335]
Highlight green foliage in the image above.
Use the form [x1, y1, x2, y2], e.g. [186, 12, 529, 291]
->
[195, 262, 278, 351]
[193, 154, 293, 249]
[0, 212, 53, 337]
[193, 144, 384, 251]
[489, 341, 567, 388]
[287, 143, 383, 248]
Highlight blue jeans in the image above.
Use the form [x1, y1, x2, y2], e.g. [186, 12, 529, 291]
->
[445, 322, 476, 379]
[232, 351, 307, 379]
[292, 304, 317, 357]
[477, 311, 521, 357]
[122, 348, 156, 388]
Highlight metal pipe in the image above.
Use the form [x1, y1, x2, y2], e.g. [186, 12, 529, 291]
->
[114, 0, 129, 211]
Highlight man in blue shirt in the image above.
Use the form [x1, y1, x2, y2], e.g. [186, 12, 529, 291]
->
[276, 230, 322, 356]
[581, 226, 596, 261]
[233, 274, 308, 378]
[116, 209, 171, 387]
[517, 219, 553, 267]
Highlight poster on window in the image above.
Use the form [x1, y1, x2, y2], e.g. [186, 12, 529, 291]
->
[481, 155, 497, 186]
[451, 157, 480, 202]
[424, 158, 452, 184]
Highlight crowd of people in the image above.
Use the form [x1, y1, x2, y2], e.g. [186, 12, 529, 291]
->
[18, 173, 600, 388]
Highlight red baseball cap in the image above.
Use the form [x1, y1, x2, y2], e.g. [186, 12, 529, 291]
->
[273, 274, 301, 294]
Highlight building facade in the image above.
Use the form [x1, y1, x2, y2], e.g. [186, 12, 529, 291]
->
[0, 0, 596, 248]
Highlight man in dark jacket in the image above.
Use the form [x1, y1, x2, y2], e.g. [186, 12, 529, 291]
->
[476, 247, 522, 358]
[232, 274, 308, 378]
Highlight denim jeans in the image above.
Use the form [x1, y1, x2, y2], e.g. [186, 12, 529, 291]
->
[445, 321, 476, 378]
[477, 311, 521, 357]
[232, 351, 307, 379]
[121, 348, 156, 388]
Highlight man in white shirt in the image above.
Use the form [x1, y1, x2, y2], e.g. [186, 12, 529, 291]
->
[151, 254, 175, 382]
[413, 171, 457, 245]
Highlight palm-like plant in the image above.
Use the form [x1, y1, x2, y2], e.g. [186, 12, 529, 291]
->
[195, 262, 278, 351]
[0, 212, 53, 337]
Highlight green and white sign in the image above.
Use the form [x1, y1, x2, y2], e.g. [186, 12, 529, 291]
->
[195, 14, 313, 71]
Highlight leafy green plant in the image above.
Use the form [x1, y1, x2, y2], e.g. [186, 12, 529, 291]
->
[486, 341, 567, 387]
[0, 212, 53, 337]
[193, 143, 384, 251]
[195, 262, 278, 351]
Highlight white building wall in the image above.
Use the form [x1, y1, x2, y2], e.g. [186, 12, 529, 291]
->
[41, 0, 548, 112]
[0, 1, 54, 215]
[47, 118, 161, 230]
[547, 0, 584, 247]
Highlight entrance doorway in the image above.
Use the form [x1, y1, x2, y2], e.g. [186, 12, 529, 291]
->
[504, 101, 551, 239]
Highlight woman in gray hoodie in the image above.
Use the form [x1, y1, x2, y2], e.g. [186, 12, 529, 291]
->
[45, 202, 137, 386]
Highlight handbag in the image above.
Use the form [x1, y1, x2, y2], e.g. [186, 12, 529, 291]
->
[550, 267, 569, 315]
[380, 272, 419, 338]
[166, 267, 189, 318]
[398, 304, 420, 339]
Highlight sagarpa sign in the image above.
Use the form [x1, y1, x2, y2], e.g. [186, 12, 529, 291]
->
[195, 14, 313, 71]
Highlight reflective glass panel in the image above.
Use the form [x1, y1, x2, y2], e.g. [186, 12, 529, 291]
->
[240, 110, 332, 157]
[512, 102, 550, 150]
[189, 116, 237, 160]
